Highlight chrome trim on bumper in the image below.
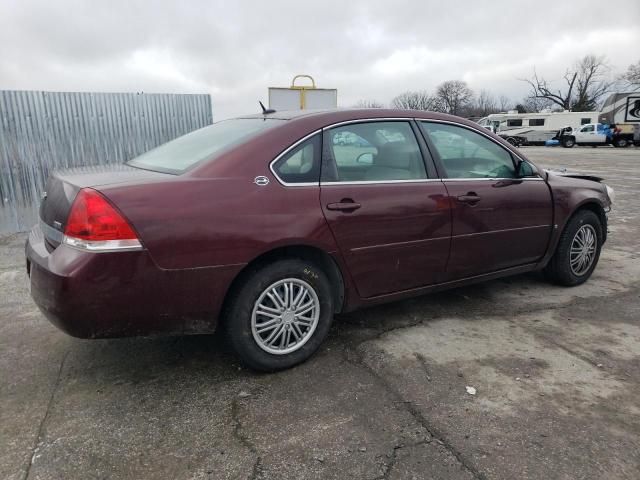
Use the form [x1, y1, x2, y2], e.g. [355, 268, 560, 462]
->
[62, 236, 143, 252]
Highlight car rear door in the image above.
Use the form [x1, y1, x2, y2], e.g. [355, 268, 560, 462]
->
[419, 121, 553, 280]
[319, 120, 451, 298]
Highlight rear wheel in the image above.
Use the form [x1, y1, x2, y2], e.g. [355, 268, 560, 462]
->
[506, 137, 518, 146]
[224, 259, 334, 371]
[544, 210, 603, 286]
[613, 138, 628, 148]
[562, 137, 575, 148]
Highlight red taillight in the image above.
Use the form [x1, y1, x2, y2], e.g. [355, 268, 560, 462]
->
[65, 188, 138, 241]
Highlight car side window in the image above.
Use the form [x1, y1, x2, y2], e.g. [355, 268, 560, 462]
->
[272, 134, 320, 184]
[322, 122, 427, 182]
[420, 122, 517, 179]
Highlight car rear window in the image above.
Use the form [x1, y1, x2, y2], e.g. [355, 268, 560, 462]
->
[127, 118, 282, 174]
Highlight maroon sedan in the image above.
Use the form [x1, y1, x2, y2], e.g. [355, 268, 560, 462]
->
[26, 109, 613, 371]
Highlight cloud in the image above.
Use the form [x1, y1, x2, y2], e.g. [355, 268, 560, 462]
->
[1, 0, 638, 119]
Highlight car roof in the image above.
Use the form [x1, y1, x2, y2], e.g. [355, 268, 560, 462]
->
[236, 108, 458, 123]
[237, 109, 334, 120]
[190, 108, 530, 177]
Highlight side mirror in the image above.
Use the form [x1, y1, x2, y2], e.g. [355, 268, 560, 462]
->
[357, 152, 373, 165]
[516, 160, 537, 178]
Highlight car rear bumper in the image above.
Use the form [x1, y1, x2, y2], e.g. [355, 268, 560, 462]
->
[25, 224, 242, 338]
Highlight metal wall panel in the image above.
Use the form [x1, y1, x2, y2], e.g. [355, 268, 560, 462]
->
[0, 90, 212, 234]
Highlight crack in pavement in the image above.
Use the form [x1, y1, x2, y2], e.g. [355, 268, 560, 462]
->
[414, 353, 433, 383]
[342, 346, 487, 480]
[231, 397, 262, 480]
[248, 458, 262, 480]
[371, 443, 403, 480]
[371, 439, 432, 480]
[21, 350, 69, 480]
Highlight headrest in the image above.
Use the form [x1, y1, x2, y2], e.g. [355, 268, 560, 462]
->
[373, 142, 413, 169]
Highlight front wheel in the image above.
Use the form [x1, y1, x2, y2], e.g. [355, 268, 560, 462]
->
[224, 259, 334, 371]
[544, 210, 603, 286]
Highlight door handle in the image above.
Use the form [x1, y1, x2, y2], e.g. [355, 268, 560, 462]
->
[326, 200, 361, 212]
[457, 193, 481, 205]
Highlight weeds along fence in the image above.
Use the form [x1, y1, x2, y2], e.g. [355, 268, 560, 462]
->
[0, 90, 212, 234]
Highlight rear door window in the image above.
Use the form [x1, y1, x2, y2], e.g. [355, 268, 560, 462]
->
[322, 122, 427, 182]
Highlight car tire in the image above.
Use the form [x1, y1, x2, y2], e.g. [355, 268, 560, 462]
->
[224, 258, 334, 372]
[613, 138, 628, 148]
[562, 137, 575, 148]
[544, 209, 603, 286]
[506, 137, 517, 146]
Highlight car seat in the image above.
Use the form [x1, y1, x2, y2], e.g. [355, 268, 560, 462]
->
[364, 143, 421, 181]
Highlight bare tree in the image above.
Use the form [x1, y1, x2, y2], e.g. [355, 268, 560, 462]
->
[521, 95, 555, 113]
[572, 55, 613, 110]
[522, 54, 613, 111]
[523, 68, 575, 110]
[619, 59, 640, 90]
[435, 80, 473, 115]
[354, 99, 384, 108]
[391, 91, 439, 111]
[498, 95, 512, 111]
[464, 90, 504, 118]
[474, 90, 498, 116]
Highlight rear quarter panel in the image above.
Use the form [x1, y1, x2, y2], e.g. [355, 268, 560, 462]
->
[98, 177, 338, 270]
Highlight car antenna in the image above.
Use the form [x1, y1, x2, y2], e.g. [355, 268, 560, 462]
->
[259, 101, 276, 115]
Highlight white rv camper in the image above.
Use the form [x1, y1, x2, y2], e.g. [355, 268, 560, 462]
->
[598, 92, 640, 133]
[477, 111, 598, 146]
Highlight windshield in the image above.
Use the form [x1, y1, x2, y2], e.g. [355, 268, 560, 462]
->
[127, 118, 282, 173]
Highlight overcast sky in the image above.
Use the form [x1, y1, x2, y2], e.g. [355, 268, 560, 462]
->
[1, 0, 638, 120]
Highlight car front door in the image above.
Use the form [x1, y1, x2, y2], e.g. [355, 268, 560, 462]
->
[320, 120, 451, 298]
[419, 121, 553, 280]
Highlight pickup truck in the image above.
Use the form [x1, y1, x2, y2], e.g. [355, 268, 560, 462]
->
[557, 123, 634, 148]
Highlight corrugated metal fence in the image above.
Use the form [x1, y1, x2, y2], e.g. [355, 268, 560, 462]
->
[0, 90, 212, 234]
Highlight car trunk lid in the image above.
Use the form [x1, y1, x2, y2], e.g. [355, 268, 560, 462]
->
[39, 164, 170, 248]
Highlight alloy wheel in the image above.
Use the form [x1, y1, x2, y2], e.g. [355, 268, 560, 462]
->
[570, 224, 597, 276]
[251, 278, 320, 355]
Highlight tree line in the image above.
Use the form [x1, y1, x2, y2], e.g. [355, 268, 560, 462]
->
[355, 55, 640, 117]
